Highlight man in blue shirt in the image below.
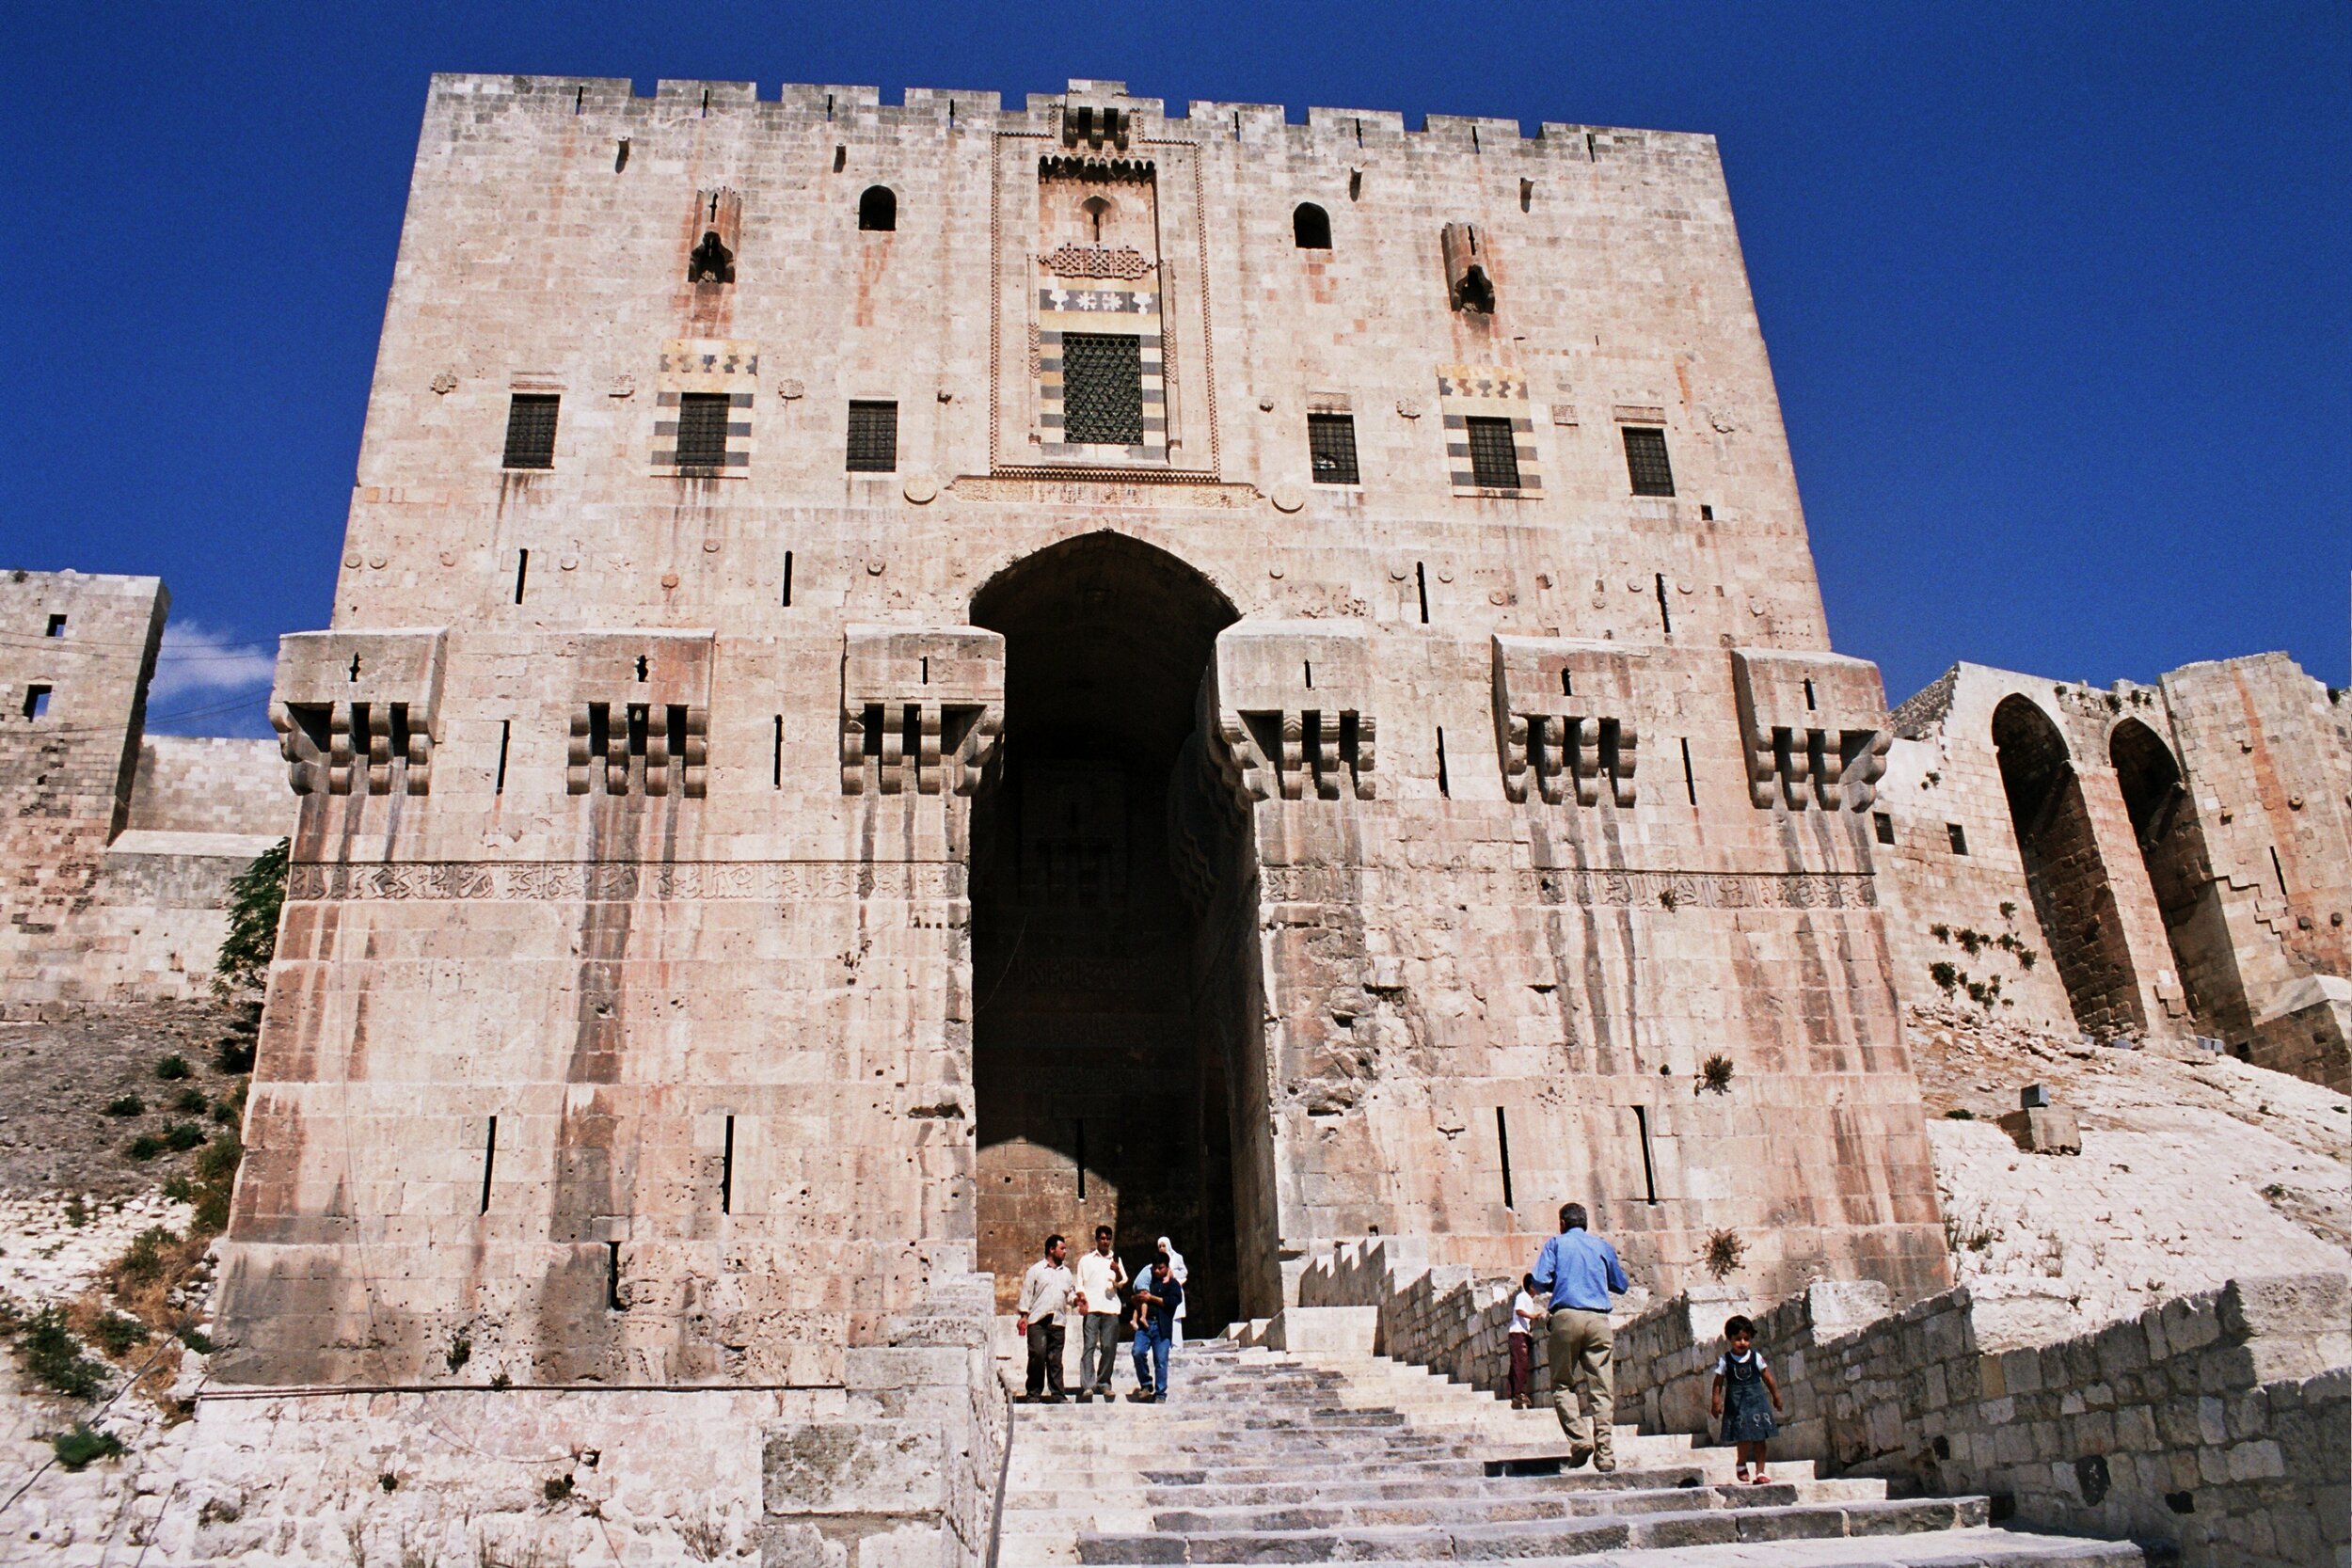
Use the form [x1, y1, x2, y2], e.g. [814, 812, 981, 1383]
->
[1127, 1258, 1184, 1402]
[1528, 1202, 1632, 1471]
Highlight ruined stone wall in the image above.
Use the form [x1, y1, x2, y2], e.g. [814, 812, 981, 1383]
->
[1611, 1273, 2350, 1568]
[1878, 657, 2350, 1089]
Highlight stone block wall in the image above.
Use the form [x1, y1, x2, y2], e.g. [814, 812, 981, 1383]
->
[1612, 1273, 2350, 1568]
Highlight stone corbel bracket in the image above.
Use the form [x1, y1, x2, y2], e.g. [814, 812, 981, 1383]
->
[564, 630, 716, 798]
[1730, 648, 1891, 812]
[1204, 621, 1376, 803]
[1491, 636, 1643, 806]
[270, 628, 448, 797]
[840, 625, 1005, 798]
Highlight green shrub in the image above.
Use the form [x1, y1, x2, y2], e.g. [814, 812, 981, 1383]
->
[126, 1134, 166, 1162]
[191, 1132, 243, 1236]
[174, 1088, 209, 1115]
[64, 1196, 88, 1228]
[91, 1311, 149, 1358]
[175, 1324, 215, 1354]
[1944, 1107, 1976, 1120]
[153, 1055, 193, 1082]
[215, 1036, 257, 1074]
[52, 1422, 124, 1471]
[16, 1308, 106, 1399]
[1929, 961, 1959, 993]
[162, 1122, 206, 1153]
[210, 1099, 239, 1126]
[114, 1227, 178, 1288]
[103, 1096, 145, 1118]
[213, 841, 289, 1003]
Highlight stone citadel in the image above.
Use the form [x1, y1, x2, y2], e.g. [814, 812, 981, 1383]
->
[1, 73, 2344, 1567]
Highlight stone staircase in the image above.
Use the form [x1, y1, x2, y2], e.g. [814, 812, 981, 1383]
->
[995, 1338, 2145, 1567]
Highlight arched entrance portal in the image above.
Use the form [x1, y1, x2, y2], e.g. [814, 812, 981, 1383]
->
[1992, 695, 2142, 1036]
[970, 533, 1248, 1329]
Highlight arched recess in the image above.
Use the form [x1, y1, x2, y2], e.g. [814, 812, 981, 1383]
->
[1993, 695, 2143, 1036]
[2110, 717, 2221, 1024]
[967, 532, 1260, 1326]
[1292, 201, 1332, 249]
[857, 185, 897, 232]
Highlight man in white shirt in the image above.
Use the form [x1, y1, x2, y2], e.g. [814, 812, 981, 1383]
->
[1014, 1233, 1076, 1402]
[1073, 1224, 1126, 1403]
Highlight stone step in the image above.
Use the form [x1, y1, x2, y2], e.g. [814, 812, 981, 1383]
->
[1011, 1449, 1821, 1493]
[1006, 1475, 1885, 1517]
[1050, 1497, 1993, 1564]
[1454, 1531, 2149, 1567]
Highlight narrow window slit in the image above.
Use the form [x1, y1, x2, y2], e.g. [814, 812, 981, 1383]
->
[1436, 727, 1451, 798]
[2270, 846, 2288, 896]
[479, 1117, 497, 1213]
[1560, 669, 1573, 698]
[1803, 678, 1817, 711]
[1655, 574, 1673, 635]
[781, 550, 794, 607]
[1074, 1120, 1087, 1200]
[1632, 1107, 1659, 1204]
[1495, 1107, 1515, 1210]
[1680, 737, 1696, 805]
[606, 1241, 626, 1310]
[614, 138, 629, 173]
[772, 716, 784, 788]
[1415, 562, 1430, 625]
[1303, 661, 1313, 689]
[720, 1115, 735, 1214]
[495, 721, 511, 795]
[514, 549, 530, 605]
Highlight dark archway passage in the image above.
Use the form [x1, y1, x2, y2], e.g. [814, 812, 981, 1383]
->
[1993, 695, 2142, 1036]
[969, 534, 1247, 1328]
[2110, 717, 2223, 1026]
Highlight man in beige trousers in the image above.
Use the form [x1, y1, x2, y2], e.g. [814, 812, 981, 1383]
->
[1526, 1202, 1632, 1470]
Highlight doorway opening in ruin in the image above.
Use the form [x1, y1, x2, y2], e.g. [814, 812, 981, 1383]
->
[1992, 695, 2142, 1037]
[2110, 717, 2217, 1025]
[969, 533, 1251, 1330]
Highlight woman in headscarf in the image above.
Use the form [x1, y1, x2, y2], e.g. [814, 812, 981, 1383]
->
[1155, 1236, 1189, 1348]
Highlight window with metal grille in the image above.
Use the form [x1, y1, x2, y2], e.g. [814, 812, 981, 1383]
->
[1308, 413, 1359, 483]
[1622, 426, 1676, 496]
[1465, 417, 1521, 489]
[846, 400, 898, 472]
[1060, 333, 1143, 446]
[502, 394, 560, 470]
[675, 393, 732, 468]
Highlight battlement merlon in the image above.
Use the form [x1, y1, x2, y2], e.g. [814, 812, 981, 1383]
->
[417, 72, 1722, 160]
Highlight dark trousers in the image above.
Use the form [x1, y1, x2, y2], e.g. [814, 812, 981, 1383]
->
[1132, 1322, 1173, 1396]
[1025, 1317, 1066, 1399]
[1507, 1331, 1534, 1401]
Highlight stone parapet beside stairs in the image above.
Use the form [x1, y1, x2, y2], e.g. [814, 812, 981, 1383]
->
[994, 1338, 2147, 1567]
[1291, 1240, 2348, 1568]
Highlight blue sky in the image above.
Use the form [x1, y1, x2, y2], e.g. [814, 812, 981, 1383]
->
[3, 2, 2344, 736]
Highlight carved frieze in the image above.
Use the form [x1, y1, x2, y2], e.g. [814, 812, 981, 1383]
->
[1730, 648, 1891, 812]
[839, 625, 1005, 798]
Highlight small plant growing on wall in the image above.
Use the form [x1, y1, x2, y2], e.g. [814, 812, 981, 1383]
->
[1929, 961, 1959, 993]
[1929, 923, 1950, 942]
[1999, 900, 2017, 920]
[1698, 1053, 1736, 1095]
[1703, 1228, 1747, 1279]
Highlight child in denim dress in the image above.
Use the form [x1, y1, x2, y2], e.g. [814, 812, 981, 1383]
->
[1708, 1314, 1784, 1482]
